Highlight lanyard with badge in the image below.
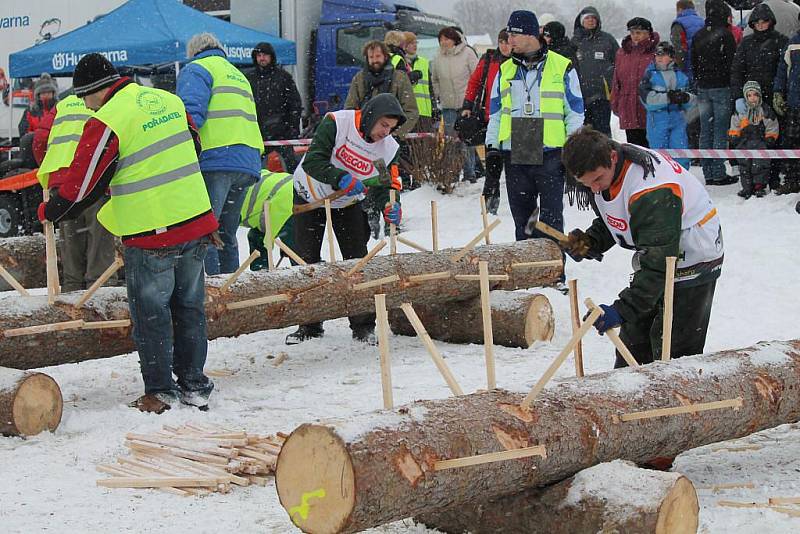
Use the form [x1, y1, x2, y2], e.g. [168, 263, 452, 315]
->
[511, 62, 545, 165]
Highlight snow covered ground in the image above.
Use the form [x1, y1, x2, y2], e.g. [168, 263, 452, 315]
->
[1, 162, 799, 533]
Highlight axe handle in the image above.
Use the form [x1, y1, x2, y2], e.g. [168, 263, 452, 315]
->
[534, 221, 569, 243]
[292, 189, 348, 214]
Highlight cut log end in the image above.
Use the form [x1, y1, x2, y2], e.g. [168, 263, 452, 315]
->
[656, 476, 700, 534]
[2, 372, 63, 436]
[276, 424, 355, 534]
[524, 294, 555, 345]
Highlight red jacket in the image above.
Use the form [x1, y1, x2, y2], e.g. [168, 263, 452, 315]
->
[464, 50, 506, 123]
[611, 32, 659, 130]
[32, 105, 56, 166]
[42, 78, 217, 248]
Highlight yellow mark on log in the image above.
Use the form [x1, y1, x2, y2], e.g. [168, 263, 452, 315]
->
[498, 403, 536, 423]
[289, 488, 326, 525]
[395, 451, 424, 486]
[492, 425, 529, 450]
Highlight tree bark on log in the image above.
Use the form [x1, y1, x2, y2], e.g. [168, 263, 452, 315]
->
[0, 366, 63, 436]
[388, 291, 554, 348]
[417, 460, 699, 534]
[274, 340, 800, 533]
[0, 235, 48, 292]
[0, 240, 562, 369]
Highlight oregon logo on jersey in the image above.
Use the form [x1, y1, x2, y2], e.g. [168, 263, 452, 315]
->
[136, 90, 167, 116]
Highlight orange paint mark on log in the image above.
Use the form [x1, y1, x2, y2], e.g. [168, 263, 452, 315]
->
[498, 403, 537, 423]
[492, 425, 529, 450]
[574, 406, 603, 461]
[753, 374, 783, 408]
[394, 448, 424, 486]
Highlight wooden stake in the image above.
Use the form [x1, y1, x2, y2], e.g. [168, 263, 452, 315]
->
[345, 239, 386, 276]
[274, 238, 307, 266]
[400, 303, 464, 396]
[352, 274, 400, 291]
[0, 263, 30, 296]
[585, 298, 639, 368]
[389, 189, 397, 255]
[769, 497, 800, 506]
[4, 319, 85, 337]
[407, 271, 451, 283]
[450, 219, 501, 263]
[374, 294, 393, 409]
[618, 398, 743, 422]
[81, 320, 131, 330]
[263, 200, 275, 270]
[511, 260, 564, 269]
[74, 256, 124, 308]
[662, 256, 677, 361]
[454, 274, 509, 282]
[396, 235, 428, 253]
[96, 476, 221, 489]
[708, 482, 756, 492]
[219, 251, 260, 293]
[567, 279, 584, 378]
[42, 188, 60, 303]
[521, 306, 602, 409]
[324, 199, 336, 263]
[226, 293, 291, 311]
[480, 195, 491, 245]
[479, 261, 496, 390]
[434, 445, 547, 471]
[431, 200, 439, 252]
[716, 500, 767, 509]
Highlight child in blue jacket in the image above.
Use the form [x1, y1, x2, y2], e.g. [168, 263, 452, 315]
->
[639, 42, 694, 169]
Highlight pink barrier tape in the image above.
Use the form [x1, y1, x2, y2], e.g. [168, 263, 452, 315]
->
[263, 132, 440, 147]
[657, 149, 800, 159]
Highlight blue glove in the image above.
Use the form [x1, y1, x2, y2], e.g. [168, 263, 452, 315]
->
[587, 304, 624, 335]
[383, 202, 402, 226]
[338, 174, 366, 197]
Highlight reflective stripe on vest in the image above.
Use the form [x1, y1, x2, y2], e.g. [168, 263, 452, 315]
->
[192, 55, 264, 153]
[412, 56, 433, 117]
[497, 52, 571, 148]
[37, 95, 93, 187]
[92, 83, 211, 237]
[240, 170, 293, 238]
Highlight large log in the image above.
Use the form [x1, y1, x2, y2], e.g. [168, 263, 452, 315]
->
[0, 240, 562, 369]
[0, 235, 47, 292]
[388, 291, 554, 348]
[417, 460, 699, 534]
[274, 340, 800, 533]
[0, 366, 63, 436]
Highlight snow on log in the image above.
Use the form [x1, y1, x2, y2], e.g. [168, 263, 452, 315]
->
[388, 291, 554, 348]
[0, 240, 562, 369]
[0, 235, 48, 292]
[274, 340, 800, 533]
[0, 366, 63, 436]
[417, 459, 699, 534]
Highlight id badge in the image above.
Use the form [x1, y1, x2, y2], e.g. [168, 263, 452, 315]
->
[510, 117, 544, 165]
[523, 101, 534, 116]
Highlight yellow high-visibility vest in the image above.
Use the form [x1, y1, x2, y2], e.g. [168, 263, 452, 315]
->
[240, 169, 293, 240]
[36, 95, 93, 187]
[411, 56, 432, 118]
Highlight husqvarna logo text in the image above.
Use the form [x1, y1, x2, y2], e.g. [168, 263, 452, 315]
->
[52, 50, 128, 71]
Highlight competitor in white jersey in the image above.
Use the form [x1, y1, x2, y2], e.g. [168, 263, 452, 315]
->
[561, 127, 723, 367]
[287, 93, 405, 345]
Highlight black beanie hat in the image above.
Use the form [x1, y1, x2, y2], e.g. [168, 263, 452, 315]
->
[73, 53, 120, 98]
[627, 17, 653, 33]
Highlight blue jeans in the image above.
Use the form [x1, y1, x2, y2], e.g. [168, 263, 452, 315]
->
[203, 170, 257, 275]
[125, 240, 213, 397]
[442, 109, 476, 180]
[697, 87, 731, 179]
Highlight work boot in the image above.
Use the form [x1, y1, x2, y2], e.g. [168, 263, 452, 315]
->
[128, 392, 178, 414]
[485, 195, 500, 215]
[554, 280, 569, 295]
[754, 184, 767, 198]
[352, 326, 378, 345]
[775, 181, 800, 195]
[705, 174, 738, 186]
[285, 324, 324, 345]
[737, 188, 752, 199]
[181, 390, 211, 412]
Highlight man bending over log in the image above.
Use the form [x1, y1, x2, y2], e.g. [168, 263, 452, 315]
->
[287, 93, 405, 345]
[38, 54, 218, 414]
[560, 126, 723, 366]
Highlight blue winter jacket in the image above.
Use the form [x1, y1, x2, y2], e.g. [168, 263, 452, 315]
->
[176, 48, 262, 178]
[774, 34, 800, 108]
[672, 9, 704, 79]
[639, 62, 694, 115]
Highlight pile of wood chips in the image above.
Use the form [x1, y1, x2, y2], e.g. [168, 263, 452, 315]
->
[96, 422, 285, 496]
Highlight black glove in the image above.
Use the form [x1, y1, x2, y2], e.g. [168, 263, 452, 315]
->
[485, 145, 501, 159]
[667, 90, 690, 105]
[564, 229, 603, 262]
[409, 70, 423, 84]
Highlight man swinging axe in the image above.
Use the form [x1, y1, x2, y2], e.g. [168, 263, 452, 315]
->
[561, 127, 724, 367]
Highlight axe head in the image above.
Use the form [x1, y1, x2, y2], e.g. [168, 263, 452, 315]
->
[523, 206, 540, 236]
[362, 158, 392, 187]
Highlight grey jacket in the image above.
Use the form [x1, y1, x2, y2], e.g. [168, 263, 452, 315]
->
[571, 6, 619, 104]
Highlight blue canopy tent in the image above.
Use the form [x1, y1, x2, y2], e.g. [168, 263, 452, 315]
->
[8, 0, 295, 78]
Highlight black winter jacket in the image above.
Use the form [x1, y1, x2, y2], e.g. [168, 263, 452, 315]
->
[691, 0, 737, 89]
[571, 7, 619, 103]
[245, 42, 303, 140]
[729, 5, 788, 106]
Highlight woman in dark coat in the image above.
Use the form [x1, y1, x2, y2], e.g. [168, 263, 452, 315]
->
[610, 18, 659, 147]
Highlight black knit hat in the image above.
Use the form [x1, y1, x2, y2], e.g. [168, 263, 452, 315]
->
[73, 53, 120, 98]
[627, 17, 653, 33]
